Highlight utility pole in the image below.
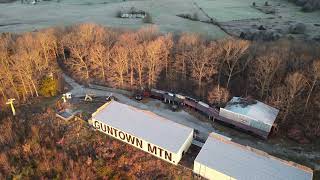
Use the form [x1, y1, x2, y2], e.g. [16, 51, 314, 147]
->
[6, 98, 16, 116]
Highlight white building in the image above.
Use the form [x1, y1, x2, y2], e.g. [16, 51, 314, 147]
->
[194, 133, 313, 180]
[91, 100, 194, 165]
[219, 97, 279, 138]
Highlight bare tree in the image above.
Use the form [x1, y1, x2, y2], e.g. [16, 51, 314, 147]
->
[304, 60, 320, 113]
[0, 36, 20, 100]
[119, 32, 139, 88]
[189, 42, 219, 90]
[218, 38, 250, 89]
[251, 52, 285, 99]
[89, 44, 108, 82]
[207, 86, 230, 106]
[36, 28, 58, 68]
[132, 43, 146, 87]
[111, 45, 129, 88]
[63, 24, 97, 81]
[282, 72, 307, 123]
[145, 37, 165, 88]
[174, 33, 200, 81]
[162, 33, 173, 77]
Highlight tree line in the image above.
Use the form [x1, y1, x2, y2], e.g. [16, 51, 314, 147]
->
[0, 23, 319, 139]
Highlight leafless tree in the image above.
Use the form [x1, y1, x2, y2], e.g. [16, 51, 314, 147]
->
[218, 38, 250, 89]
[282, 72, 307, 123]
[207, 86, 230, 106]
[111, 45, 129, 88]
[145, 37, 165, 88]
[304, 60, 320, 113]
[89, 44, 109, 82]
[189, 42, 219, 90]
[132, 43, 146, 87]
[174, 33, 200, 81]
[251, 52, 285, 99]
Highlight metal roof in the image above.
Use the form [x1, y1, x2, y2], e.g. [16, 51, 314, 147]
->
[194, 133, 313, 180]
[224, 97, 279, 126]
[92, 101, 193, 153]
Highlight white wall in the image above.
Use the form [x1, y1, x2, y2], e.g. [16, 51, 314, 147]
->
[177, 129, 194, 159]
[92, 119, 185, 165]
[193, 161, 236, 180]
[219, 108, 271, 132]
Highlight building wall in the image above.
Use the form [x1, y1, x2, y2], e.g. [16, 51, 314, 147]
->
[177, 129, 193, 158]
[219, 108, 271, 133]
[92, 119, 185, 165]
[193, 161, 236, 180]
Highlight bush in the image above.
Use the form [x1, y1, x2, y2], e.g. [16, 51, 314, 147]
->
[192, 12, 199, 21]
[39, 76, 58, 97]
[143, 13, 153, 24]
[116, 10, 122, 18]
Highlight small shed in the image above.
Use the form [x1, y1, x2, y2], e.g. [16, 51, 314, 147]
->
[219, 97, 279, 138]
[91, 100, 194, 165]
[193, 133, 313, 180]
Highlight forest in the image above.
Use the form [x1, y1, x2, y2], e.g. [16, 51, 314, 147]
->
[0, 23, 320, 141]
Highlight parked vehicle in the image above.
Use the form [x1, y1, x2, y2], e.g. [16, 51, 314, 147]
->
[135, 94, 143, 101]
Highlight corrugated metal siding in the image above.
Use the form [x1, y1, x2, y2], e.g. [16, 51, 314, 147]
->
[250, 120, 271, 132]
[220, 108, 272, 133]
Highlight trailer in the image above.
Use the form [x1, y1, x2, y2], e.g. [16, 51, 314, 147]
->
[91, 100, 194, 165]
[150, 89, 165, 100]
[184, 96, 198, 109]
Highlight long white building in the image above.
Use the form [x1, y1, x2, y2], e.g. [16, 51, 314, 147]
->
[91, 100, 194, 165]
[194, 133, 313, 180]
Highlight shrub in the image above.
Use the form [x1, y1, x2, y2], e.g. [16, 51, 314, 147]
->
[39, 76, 58, 97]
[192, 12, 199, 21]
[116, 10, 122, 18]
[143, 13, 153, 24]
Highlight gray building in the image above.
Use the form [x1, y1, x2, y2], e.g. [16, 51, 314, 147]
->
[194, 133, 313, 180]
[91, 100, 194, 165]
[219, 97, 279, 139]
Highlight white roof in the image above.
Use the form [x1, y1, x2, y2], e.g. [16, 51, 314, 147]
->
[198, 101, 210, 108]
[92, 101, 193, 153]
[195, 133, 313, 180]
[224, 97, 279, 126]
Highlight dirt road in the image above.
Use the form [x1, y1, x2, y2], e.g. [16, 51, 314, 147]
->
[63, 73, 320, 173]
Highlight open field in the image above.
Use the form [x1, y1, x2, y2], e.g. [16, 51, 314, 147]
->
[0, 0, 319, 39]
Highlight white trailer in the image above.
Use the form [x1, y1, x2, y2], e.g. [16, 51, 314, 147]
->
[91, 100, 194, 165]
[193, 133, 313, 180]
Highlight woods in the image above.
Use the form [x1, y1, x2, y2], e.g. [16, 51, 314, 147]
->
[0, 23, 320, 140]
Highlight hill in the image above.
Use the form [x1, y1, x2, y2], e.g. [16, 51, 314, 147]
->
[0, 106, 192, 179]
